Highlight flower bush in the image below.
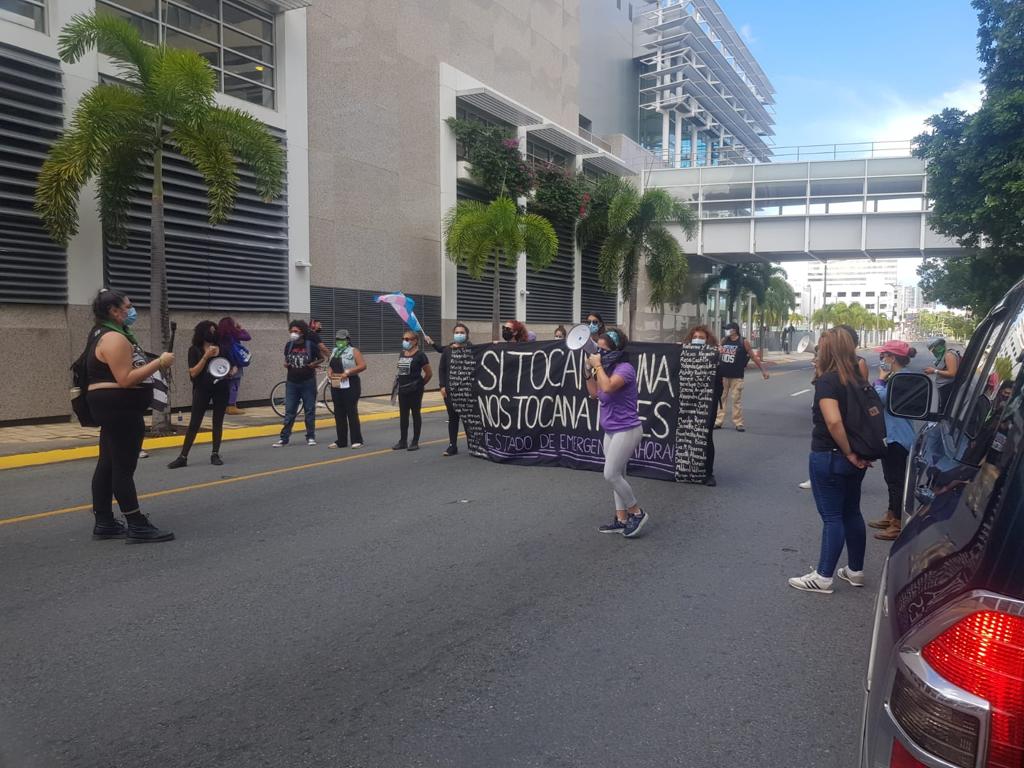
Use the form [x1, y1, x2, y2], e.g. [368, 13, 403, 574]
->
[529, 162, 590, 225]
[446, 117, 533, 197]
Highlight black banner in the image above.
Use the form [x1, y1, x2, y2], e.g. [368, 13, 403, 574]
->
[446, 341, 717, 483]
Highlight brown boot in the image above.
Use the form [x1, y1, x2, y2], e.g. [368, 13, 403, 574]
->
[226, 405, 246, 415]
[868, 513, 895, 529]
[874, 521, 902, 541]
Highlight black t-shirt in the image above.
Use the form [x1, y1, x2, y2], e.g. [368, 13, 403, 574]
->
[284, 340, 320, 383]
[812, 370, 849, 452]
[188, 345, 226, 390]
[397, 350, 429, 386]
[719, 336, 751, 379]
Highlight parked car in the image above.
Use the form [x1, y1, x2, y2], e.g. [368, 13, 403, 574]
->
[859, 278, 1024, 768]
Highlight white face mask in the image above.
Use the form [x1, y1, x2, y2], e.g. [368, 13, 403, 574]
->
[692, 337, 707, 346]
[289, 332, 300, 342]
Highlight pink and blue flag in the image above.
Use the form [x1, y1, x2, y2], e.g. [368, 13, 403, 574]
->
[374, 291, 422, 333]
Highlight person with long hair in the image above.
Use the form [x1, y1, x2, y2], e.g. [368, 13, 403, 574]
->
[925, 336, 960, 409]
[682, 324, 722, 486]
[501, 320, 529, 343]
[217, 316, 251, 415]
[788, 328, 870, 594]
[327, 329, 367, 449]
[586, 328, 648, 538]
[85, 289, 175, 542]
[554, 325, 567, 341]
[168, 320, 230, 469]
[392, 330, 432, 451]
[425, 323, 471, 456]
[585, 312, 606, 341]
[273, 320, 323, 447]
[868, 340, 918, 541]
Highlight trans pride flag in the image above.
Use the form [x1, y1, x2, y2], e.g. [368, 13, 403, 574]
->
[374, 291, 422, 333]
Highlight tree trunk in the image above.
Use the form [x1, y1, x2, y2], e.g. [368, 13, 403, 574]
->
[150, 135, 172, 434]
[491, 250, 501, 343]
[627, 250, 639, 338]
[759, 310, 766, 355]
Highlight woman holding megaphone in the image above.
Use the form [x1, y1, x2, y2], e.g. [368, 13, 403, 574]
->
[168, 320, 231, 469]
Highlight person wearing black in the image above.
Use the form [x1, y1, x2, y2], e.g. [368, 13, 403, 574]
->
[716, 321, 769, 431]
[168, 321, 230, 469]
[425, 323, 470, 456]
[307, 318, 330, 360]
[682, 324, 722, 486]
[273, 320, 323, 447]
[327, 328, 367, 449]
[392, 331, 432, 451]
[85, 289, 175, 543]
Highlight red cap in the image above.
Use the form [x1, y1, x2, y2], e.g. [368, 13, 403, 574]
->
[876, 340, 912, 357]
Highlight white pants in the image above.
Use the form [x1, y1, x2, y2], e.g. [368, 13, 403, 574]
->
[603, 425, 643, 510]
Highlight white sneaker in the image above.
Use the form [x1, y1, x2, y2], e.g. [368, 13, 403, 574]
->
[836, 566, 865, 587]
[351, 442, 363, 449]
[327, 442, 339, 449]
[788, 570, 834, 594]
[307, 438, 317, 446]
[272, 440, 287, 447]
[798, 480, 812, 489]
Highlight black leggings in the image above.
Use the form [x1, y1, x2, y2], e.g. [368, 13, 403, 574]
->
[88, 388, 150, 519]
[398, 385, 424, 443]
[444, 396, 460, 446]
[881, 442, 909, 515]
[331, 376, 363, 446]
[180, 384, 229, 456]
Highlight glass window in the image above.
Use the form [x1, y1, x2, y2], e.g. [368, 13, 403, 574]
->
[174, 0, 219, 17]
[165, 3, 219, 42]
[810, 178, 864, 197]
[223, 50, 273, 86]
[223, 26, 272, 64]
[0, 0, 45, 32]
[701, 182, 751, 202]
[754, 198, 806, 216]
[97, 1, 159, 42]
[224, 73, 273, 108]
[809, 198, 864, 214]
[754, 180, 806, 199]
[223, 1, 273, 42]
[702, 201, 751, 219]
[166, 28, 220, 67]
[105, 0, 157, 18]
[867, 176, 924, 195]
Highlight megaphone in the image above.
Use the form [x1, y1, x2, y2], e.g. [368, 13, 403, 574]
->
[565, 323, 598, 355]
[207, 356, 232, 382]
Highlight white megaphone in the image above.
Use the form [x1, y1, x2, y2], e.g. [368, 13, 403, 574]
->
[565, 323, 599, 355]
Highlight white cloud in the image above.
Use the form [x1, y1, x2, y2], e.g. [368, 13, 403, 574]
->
[739, 24, 756, 44]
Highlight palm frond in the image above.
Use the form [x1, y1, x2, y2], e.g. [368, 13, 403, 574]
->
[643, 225, 687, 310]
[97, 130, 152, 246]
[520, 212, 558, 271]
[444, 200, 496, 278]
[607, 184, 641, 235]
[206, 106, 285, 201]
[148, 47, 216, 123]
[58, 12, 154, 83]
[599, 228, 632, 294]
[172, 124, 238, 225]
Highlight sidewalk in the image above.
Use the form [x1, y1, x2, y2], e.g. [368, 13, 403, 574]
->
[0, 392, 446, 469]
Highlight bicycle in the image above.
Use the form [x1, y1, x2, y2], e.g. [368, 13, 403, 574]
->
[269, 367, 336, 418]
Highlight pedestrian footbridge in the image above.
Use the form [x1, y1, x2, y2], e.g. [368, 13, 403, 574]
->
[648, 157, 961, 265]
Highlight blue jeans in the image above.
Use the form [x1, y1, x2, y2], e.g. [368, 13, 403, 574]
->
[280, 378, 317, 442]
[809, 451, 867, 577]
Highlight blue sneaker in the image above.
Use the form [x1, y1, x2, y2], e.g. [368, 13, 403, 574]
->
[599, 518, 627, 534]
[623, 509, 648, 538]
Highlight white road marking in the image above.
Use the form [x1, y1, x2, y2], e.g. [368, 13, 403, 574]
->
[790, 388, 811, 397]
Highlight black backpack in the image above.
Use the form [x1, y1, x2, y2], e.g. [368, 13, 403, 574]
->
[69, 327, 108, 428]
[844, 378, 888, 460]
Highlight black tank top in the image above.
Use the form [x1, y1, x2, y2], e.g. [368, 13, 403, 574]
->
[85, 327, 118, 383]
[718, 336, 750, 378]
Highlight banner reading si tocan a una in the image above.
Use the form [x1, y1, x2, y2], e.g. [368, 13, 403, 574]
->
[444, 341, 717, 483]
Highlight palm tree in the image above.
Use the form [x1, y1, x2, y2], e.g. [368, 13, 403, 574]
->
[443, 195, 558, 341]
[699, 265, 761, 325]
[759, 275, 797, 332]
[748, 265, 789, 351]
[789, 312, 806, 327]
[35, 13, 285, 431]
[600, 185, 696, 336]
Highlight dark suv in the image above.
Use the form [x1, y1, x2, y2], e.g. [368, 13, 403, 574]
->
[859, 279, 1024, 768]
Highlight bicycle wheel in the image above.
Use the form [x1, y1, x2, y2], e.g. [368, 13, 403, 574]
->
[270, 381, 293, 418]
[321, 380, 335, 415]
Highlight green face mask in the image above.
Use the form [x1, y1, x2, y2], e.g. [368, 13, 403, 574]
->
[335, 340, 349, 349]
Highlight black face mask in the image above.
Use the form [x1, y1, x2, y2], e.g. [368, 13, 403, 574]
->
[502, 328, 514, 341]
[204, 330, 217, 343]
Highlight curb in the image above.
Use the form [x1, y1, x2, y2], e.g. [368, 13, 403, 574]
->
[0, 405, 448, 472]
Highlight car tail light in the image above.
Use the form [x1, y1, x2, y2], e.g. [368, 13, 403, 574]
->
[890, 740, 928, 767]
[890, 669, 980, 767]
[922, 610, 1024, 768]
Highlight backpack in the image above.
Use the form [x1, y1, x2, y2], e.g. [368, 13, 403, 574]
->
[232, 340, 252, 367]
[844, 378, 888, 460]
[69, 327, 108, 428]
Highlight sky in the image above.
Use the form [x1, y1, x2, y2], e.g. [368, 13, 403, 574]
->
[721, 0, 985, 289]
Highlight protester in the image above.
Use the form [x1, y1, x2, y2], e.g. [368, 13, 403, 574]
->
[393, 331, 432, 451]
[501, 320, 529, 343]
[85, 289, 175, 543]
[788, 329, 870, 594]
[273, 320, 322, 447]
[554, 325, 567, 341]
[868, 340, 917, 541]
[585, 312, 606, 341]
[585, 328, 648, 538]
[218, 316, 251, 415]
[715, 321, 769, 432]
[426, 324, 470, 456]
[327, 329, 366, 449]
[925, 336, 960, 409]
[167, 320, 230, 469]
[683, 325, 722, 486]
[307, 318, 330, 360]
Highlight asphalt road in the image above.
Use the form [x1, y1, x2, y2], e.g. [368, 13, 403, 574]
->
[0, 357, 895, 768]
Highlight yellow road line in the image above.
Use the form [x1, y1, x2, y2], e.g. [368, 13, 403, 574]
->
[0, 436, 456, 527]
[0, 405, 448, 472]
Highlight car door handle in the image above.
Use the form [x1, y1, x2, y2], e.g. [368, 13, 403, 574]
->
[915, 486, 935, 506]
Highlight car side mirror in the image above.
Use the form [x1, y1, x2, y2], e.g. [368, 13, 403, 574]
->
[888, 372, 940, 421]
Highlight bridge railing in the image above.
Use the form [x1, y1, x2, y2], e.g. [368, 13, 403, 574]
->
[655, 139, 914, 168]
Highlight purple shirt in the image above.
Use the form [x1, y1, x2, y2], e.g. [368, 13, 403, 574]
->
[596, 363, 641, 433]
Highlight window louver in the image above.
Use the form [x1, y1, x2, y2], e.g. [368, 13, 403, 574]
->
[455, 181, 516, 321]
[0, 43, 67, 304]
[580, 238, 618, 323]
[310, 286, 441, 355]
[103, 127, 289, 312]
[527, 218, 574, 323]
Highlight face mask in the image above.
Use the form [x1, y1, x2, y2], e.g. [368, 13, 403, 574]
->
[335, 340, 348, 349]
[502, 328, 514, 341]
[555, 335, 564, 341]
[402, 340, 413, 350]
[204, 330, 217, 343]
[289, 332, 300, 342]
[880, 362, 892, 372]
[692, 337, 706, 346]
[124, 307, 138, 326]
[453, 333, 467, 344]
[588, 323, 600, 334]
